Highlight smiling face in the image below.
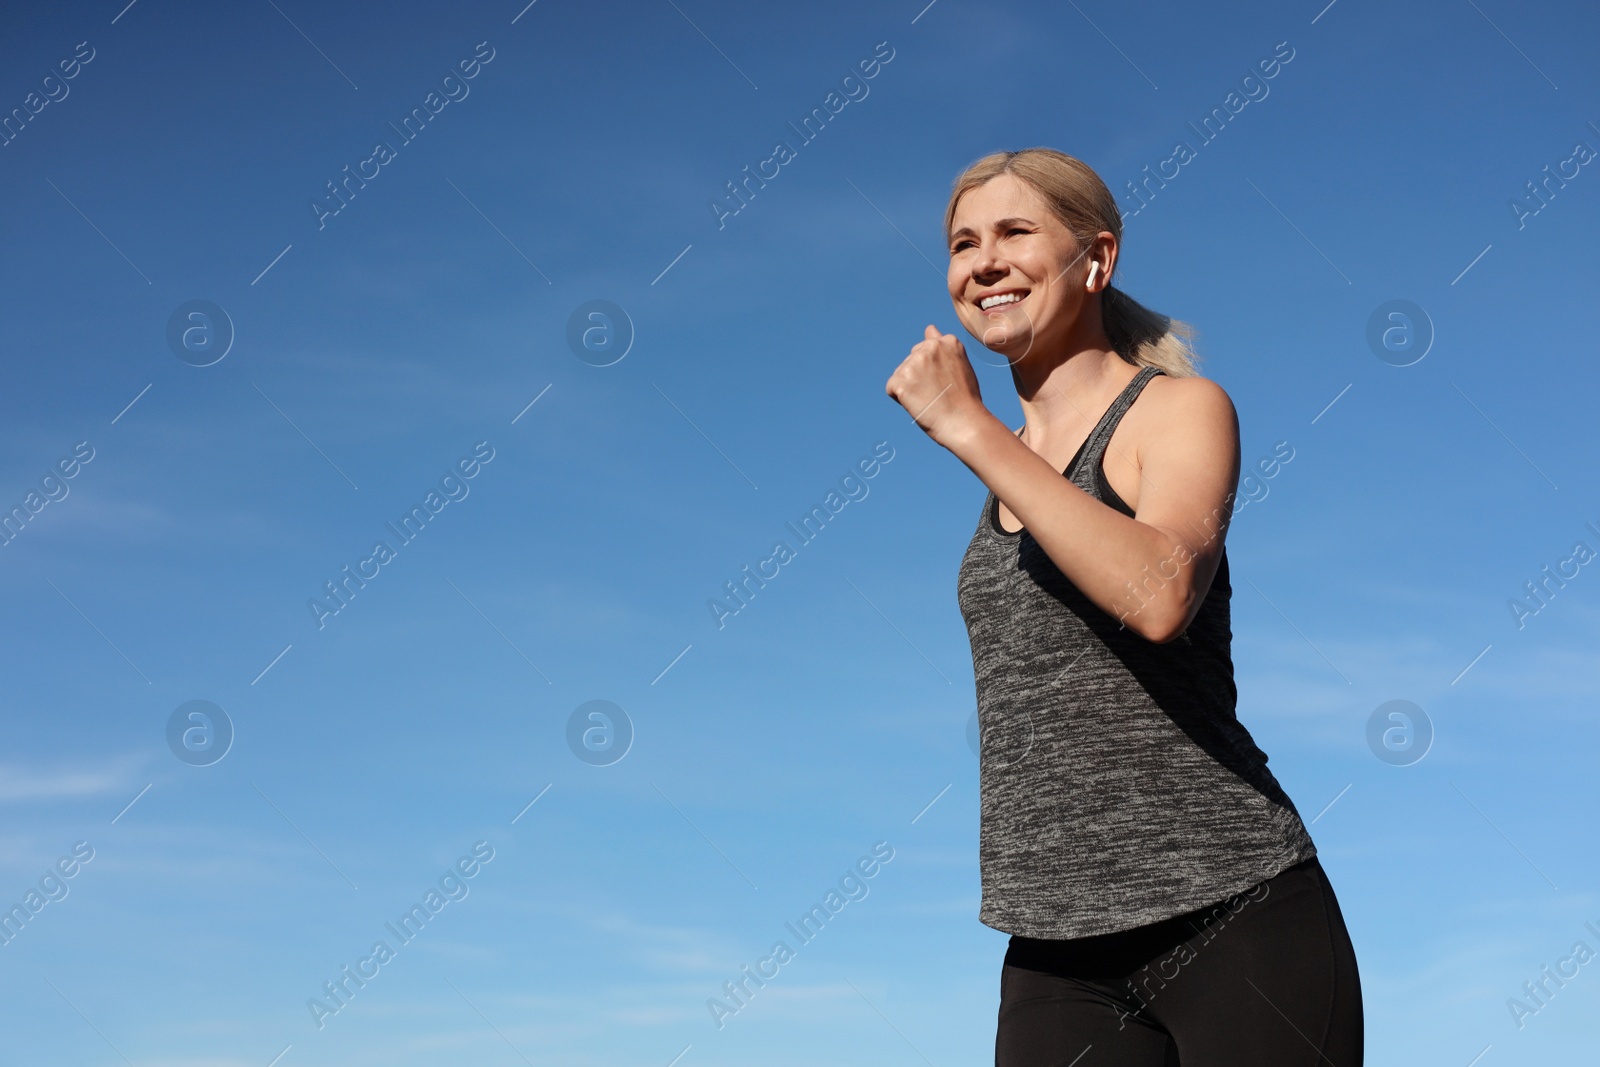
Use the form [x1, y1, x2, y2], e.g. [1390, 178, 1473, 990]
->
[946, 172, 1110, 364]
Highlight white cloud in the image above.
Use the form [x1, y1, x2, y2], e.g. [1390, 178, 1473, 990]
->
[0, 758, 135, 801]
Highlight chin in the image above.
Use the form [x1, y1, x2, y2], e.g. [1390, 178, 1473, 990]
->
[978, 322, 1031, 351]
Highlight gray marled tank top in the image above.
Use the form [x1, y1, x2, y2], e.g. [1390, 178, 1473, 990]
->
[957, 365, 1316, 940]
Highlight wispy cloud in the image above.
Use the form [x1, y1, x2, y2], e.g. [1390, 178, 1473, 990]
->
[585, 911, 734, 973]
[0, 758, 134, 801]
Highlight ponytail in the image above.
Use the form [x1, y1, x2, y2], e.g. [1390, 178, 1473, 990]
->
[1101, 284, 1201, 378]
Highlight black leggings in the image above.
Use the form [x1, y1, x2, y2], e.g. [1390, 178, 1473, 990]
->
[995, 856, 1362, 1067]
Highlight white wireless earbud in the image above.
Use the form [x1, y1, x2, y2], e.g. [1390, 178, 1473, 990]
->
[1086, 262, 1101, 290]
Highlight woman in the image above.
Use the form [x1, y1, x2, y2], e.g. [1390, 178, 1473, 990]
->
[885, 148, 1362, 1066]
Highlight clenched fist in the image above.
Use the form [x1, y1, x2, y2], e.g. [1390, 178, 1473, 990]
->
[886, 325, 989, 448]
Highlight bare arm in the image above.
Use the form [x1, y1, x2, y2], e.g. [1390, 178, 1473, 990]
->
[888, 327, 1239, 643]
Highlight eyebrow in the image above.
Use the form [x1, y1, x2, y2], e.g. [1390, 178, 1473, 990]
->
[949, 216, 1038, 241]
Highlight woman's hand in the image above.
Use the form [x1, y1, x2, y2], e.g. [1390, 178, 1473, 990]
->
[885, 325, 991, 449]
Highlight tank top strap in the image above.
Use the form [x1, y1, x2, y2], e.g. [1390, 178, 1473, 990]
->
[1066, 365, 1164, 482]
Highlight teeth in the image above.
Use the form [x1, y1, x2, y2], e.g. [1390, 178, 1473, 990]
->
[979, 292, 1025, 309]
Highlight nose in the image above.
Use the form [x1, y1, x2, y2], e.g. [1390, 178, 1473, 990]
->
[971, 240, 1008, 282]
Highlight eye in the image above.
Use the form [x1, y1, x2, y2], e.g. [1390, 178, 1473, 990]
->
[951, 239, 973, 253]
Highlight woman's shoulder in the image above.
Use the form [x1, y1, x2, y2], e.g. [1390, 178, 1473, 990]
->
[1127, 370, 1237, 447]
[1142, 370, 1234, 412]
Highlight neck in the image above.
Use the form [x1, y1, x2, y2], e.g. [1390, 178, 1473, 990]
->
[1005, 313, 1133, 445]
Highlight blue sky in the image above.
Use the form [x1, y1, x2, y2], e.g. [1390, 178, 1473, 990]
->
[2, 0, 1598, 1063]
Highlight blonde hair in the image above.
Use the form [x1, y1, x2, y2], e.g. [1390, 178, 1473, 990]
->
[944, 147, 1201, 378]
